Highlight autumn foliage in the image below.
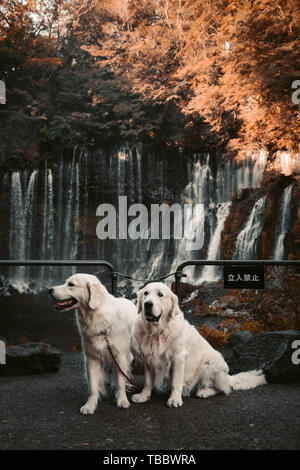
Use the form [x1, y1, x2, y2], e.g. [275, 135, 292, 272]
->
[0, 0, 299, 154]
[69, 0, 300, 154]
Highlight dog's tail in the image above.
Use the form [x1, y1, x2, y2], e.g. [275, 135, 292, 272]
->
[228, 369, 267, 391]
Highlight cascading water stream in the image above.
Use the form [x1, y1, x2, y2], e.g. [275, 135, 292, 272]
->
[41, 164, 55, 280]
[233, 196, 266, 260]
[9, 169, 38, 288]
[273, 184, 294, 260]
[25, 170, 38, 260]
[169, 152, 266, 283]
[71, 162, 80, 264]
[200, 202, 232, 282]
[9, 172, 25, 280]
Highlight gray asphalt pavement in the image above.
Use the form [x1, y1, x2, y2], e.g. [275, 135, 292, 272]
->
[0, 352, 299, 450]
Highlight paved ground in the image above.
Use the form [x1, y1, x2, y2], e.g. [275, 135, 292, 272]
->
[0, 352, 299, 450]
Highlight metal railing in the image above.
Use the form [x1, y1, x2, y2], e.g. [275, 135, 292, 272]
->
[1, 259, 300, 305]
[0, 260, 117, 295]
[174, 259, 300, 303]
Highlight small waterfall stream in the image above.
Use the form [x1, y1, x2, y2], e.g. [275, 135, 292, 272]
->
[200, 202, 232, 282]
[273, 184, 294, 260]
[233, 196, 266, 260]
[9, 170, 38, 285]
[9, 172, 25, 281]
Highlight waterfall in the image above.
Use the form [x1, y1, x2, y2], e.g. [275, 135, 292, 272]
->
[136, 147, 142, 203]
[168, 159, 208, 281]
[82, 149, 89, 260]
[281, 152, 291, 176]
[273, 184, 294, 260]
[3, 146, 277, 291]
[41, 165, 55, 279]
[6, 148, 88, 286]
[41, 162, 48, 267]
[46, 169, 54, 276]
[25, 170, 38, 260]
[233, 196, 266, 260]
[63, 151, 76, 267]
[9, 169, 38, 287]
[9, 172, 25, 280]
[71, 162, 80, 263]
[169, 152, 265, 283]
[200, 202, 231, 282]
[252, 150, 267, 187]
[56, 155, 64, 259]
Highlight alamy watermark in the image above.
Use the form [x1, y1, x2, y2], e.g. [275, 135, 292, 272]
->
[291, 340, 300, 365]
[0, 340, 6, 365]
[0, 80, 6, 104]
[96, 196, 205, 250]
[291, 80, 300, 105]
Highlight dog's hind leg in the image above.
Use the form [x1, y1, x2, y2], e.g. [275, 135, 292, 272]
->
[213, 370, 231, 395]
[80, 357, 105, 414]
[196, 371, 231, 398]
[195, 387, 218, 398]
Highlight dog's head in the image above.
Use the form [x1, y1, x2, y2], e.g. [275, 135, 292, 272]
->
[137, 282, 182, 326]
[48, 273, 106, 313]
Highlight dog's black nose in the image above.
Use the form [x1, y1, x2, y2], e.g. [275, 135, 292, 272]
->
[48, 288, 53, 295]
[144, 300, 153, 311]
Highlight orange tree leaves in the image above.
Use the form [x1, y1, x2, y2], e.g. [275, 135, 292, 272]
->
[68, 0, 300, 154]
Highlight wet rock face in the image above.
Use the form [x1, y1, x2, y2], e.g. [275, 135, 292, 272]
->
[227, 330, 300, 382]
[0, 342, 61, 377]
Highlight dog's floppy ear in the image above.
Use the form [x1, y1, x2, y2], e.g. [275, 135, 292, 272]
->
[169, 291, 181, 319]
[137, 289, 144, 314]
[87, 281, 102, 310]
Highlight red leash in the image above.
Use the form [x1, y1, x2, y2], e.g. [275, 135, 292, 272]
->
[97, 330, 141, 391]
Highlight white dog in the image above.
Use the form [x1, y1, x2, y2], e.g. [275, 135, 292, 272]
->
[132, 282, 266, 408]
[49, 273, 137, 413]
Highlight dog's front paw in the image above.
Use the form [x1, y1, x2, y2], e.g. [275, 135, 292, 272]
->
[80, 401, 97, 414]
[132, 392, 150, 403]
[167, 395, 183, 408]
[117, 396, 130, 408]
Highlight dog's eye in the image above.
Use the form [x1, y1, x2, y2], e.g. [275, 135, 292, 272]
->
[158, 292, 164, 297]
[68, 282, 75, 287]
[144, 291, 148, 296]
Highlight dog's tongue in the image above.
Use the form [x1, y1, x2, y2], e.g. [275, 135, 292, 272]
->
[56, 299, 72, 306]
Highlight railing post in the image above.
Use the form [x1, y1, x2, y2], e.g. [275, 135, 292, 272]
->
[111, 272, 118, 297]
[175, 271, 182, 305]
[296, 304, 300, 331]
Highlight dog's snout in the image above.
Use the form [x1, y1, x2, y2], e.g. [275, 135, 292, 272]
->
[48, 287, 54, 295]
[144, 300, 153, 310]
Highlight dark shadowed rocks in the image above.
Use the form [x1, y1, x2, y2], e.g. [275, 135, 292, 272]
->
[227, 330, 300, 382]
[0, 342, 61, 377]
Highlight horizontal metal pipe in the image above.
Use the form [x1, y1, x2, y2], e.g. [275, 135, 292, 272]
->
[0, 260, 115, 270]
[176, 259, 300, 273]
[0, 260, 116, 294]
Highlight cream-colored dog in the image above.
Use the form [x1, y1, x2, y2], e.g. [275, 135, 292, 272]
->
[49, 273, 137, 413]
[132, 282, 266, 407]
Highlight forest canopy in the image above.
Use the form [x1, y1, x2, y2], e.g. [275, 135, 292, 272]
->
[0, 0, 299, 157]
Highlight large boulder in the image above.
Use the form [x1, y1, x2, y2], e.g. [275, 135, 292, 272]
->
[227, 330, 300, 382]
[264, 332, 300, 383]
[0, 342, 61, 377]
